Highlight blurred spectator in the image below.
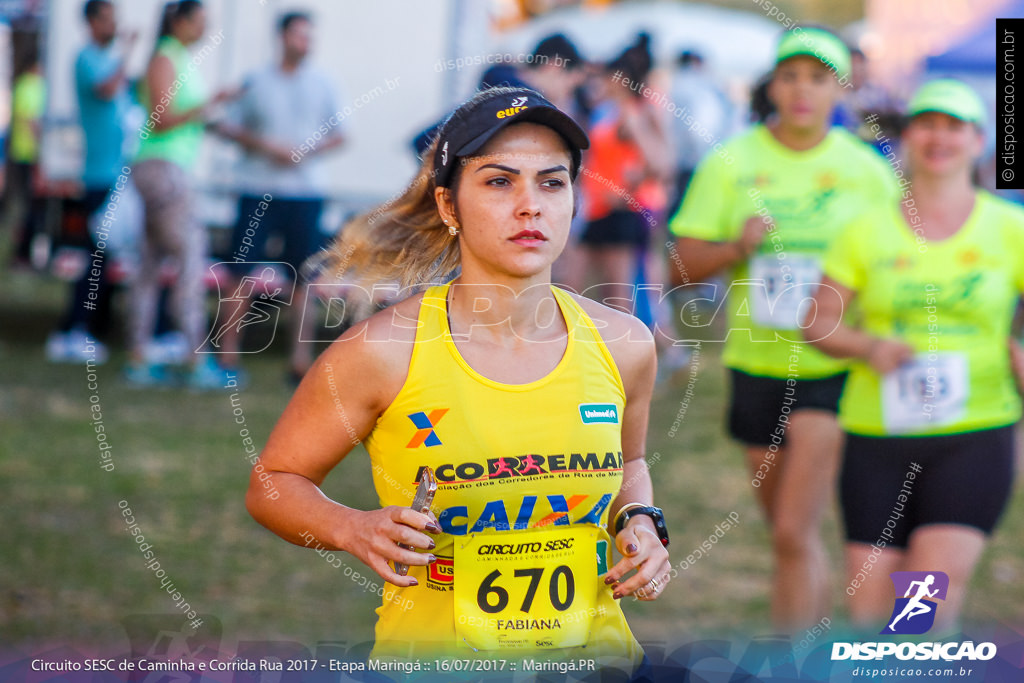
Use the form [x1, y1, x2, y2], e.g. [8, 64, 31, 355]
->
[836, 48, 903, 151]
[413, 33, 587, 156]
[836, 49, 898, 128]
[578, 33, 672, 315]
[46, 0, 136, 364]
[126, 0, 235, 389]
[668, 49, 734, 214]
[213, 10, 346, 384]
[6, 41, 46, 269]
[483, 33, 586, 113]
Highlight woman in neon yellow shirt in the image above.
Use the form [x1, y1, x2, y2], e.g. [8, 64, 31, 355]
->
[670, 27, 897, 631]
[805, 80, 1024, 632]
[246, 87, 670, 676]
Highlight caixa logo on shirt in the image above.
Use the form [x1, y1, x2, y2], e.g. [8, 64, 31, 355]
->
[405, 409, 449, 448]
[438, 493, 613, 535]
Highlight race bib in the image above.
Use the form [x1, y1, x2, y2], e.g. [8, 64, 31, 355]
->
[749, 255, 821, 330]
[882, 353, 969, 433]
[454, 526, 598, 650]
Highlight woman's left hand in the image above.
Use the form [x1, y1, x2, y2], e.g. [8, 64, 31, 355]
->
[604, 520, 672, 601]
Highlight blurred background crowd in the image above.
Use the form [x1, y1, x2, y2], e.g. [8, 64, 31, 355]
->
[3, 0, 1024, 665]
[0, 0, 1017, 385]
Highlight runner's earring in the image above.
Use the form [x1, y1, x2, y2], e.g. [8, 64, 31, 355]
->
[445, 220, 459, 237]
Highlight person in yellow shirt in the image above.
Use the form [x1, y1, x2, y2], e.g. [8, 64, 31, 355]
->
[246, 87, 670, 678]
[7, 46, 46, 268]
[669, 27, 897, 631]
[805, 80, 1024, 633]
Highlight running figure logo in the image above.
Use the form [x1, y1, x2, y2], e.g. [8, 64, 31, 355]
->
[881, 571, 949, 635]
[203, 263, 296, 354]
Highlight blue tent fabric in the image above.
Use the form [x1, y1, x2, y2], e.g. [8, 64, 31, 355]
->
[926, 1, 1024, 73]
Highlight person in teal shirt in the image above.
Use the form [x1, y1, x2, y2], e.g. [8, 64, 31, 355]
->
[669, 27, 897, 632]
[806, 80, 1024, 633]
[76, 1, 134, 188]
[47, 0, 136, 364]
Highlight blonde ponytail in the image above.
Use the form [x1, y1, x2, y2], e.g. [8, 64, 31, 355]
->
[319, 138, 459, 291]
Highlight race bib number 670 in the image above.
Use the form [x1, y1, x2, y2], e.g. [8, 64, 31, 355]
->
[454, 526, 598, 650]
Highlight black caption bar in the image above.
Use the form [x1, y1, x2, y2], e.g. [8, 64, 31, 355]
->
[998, 18, 1024, 189]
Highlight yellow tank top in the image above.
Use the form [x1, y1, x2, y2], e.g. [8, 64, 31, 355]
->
[364, 283, 644, 672]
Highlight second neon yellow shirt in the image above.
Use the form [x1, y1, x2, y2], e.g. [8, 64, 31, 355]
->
[670, 125, 898, 378]
[823, 191, 1024, 436]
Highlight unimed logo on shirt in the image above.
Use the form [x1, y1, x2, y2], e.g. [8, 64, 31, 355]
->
[578, 404, 618, 424]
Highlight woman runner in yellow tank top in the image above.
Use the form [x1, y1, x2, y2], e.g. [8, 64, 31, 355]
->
[246, 87, 671, 678]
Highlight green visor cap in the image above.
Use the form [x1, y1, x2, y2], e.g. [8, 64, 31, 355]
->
[775, 28, 851, 81]
[907, 79, 986, 126]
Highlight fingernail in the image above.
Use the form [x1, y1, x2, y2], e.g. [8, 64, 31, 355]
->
[428, 554, 437, 563]
[426, 523, 442, 534]
[427, 539, 436, 550]
[612, 591, 622, 600]
[409, 578, 418, 586]
[604, 576, 615, 585]
[626, 543, 638, 554]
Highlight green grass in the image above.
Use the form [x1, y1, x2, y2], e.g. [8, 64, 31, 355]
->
[2, 267, 1023, 659]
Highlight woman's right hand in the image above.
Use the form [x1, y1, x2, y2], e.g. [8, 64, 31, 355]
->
[341, 506, 441, 587]
[866, 338, 915, 375]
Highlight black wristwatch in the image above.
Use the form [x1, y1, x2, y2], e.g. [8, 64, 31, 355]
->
[614, 505, 669, 547]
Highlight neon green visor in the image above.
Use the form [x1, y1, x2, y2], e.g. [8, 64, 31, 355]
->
[775, 28, 851, 82]
[907, 79, 986, 126]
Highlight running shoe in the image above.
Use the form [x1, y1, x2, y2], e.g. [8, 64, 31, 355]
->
[144, 331, 190, 365]
[187, 356, 245, 392]
[44, 332, 69, 362]
[46, 330, 110, 364]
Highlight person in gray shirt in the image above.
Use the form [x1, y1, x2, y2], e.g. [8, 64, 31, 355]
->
[214, 10, 345, 384]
